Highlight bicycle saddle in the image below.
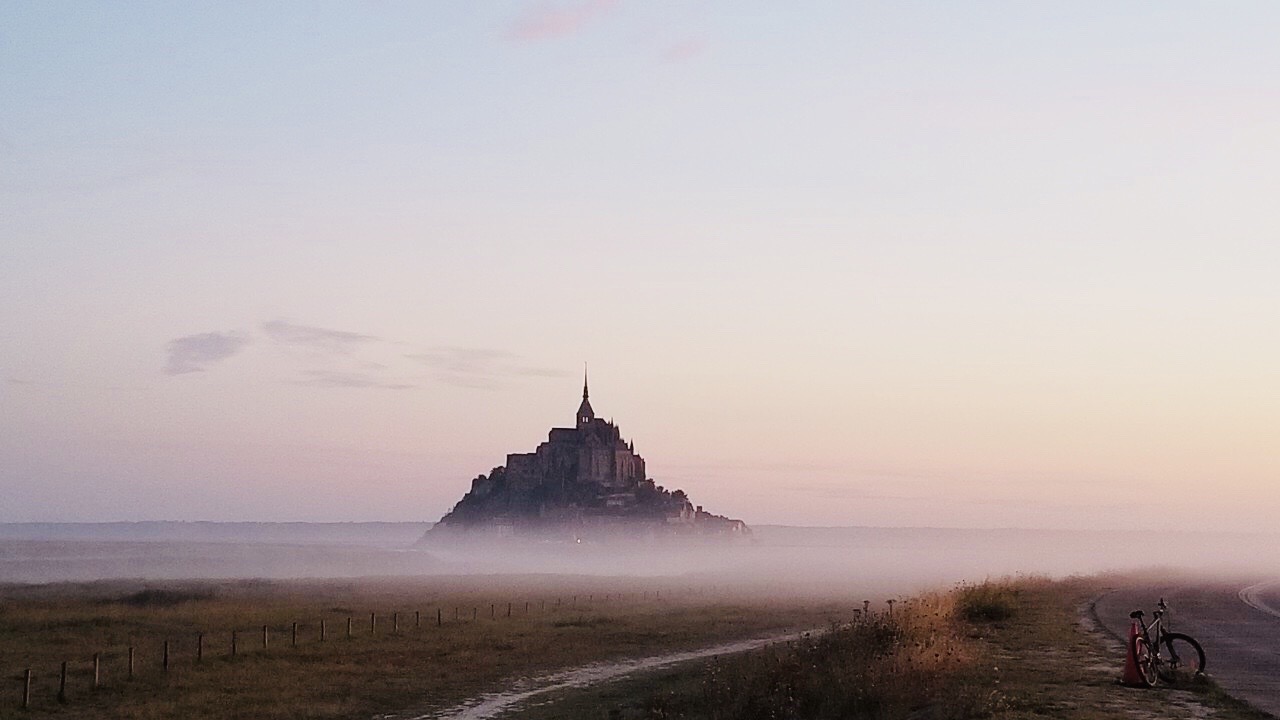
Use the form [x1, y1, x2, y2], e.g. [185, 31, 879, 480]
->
[1129, 610, 1144, 619]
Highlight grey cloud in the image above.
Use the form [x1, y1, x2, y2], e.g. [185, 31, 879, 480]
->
[295, 370, 415, 390]
[406, 347, 568, 389]
[261, 320, 380, 353]
[164, 332, 250, 375]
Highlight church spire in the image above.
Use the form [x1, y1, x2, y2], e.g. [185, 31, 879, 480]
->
[576, 363, 595, 429]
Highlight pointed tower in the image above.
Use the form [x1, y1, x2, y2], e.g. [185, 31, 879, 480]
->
[576, 365, 595, 429]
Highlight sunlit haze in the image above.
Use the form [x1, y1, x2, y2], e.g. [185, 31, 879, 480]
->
[3, 2, 1279, 531]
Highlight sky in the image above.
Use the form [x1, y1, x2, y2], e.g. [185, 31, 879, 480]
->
[3, 2, 1279, 530]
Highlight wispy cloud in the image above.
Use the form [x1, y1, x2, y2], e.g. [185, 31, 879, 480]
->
[261, 320, 379, 353]
[295, 370, 415, 390]
[662, 38, 706, 63]
[407, 347, 568, 389]
[164, 332, 250, 375]
[508, 0, 618, 42]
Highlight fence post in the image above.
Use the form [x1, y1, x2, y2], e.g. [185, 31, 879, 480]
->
[58, 661, 67, 703]
[415, 610, 420, 629]
[507, 602, 511, 618]
[231, 631, 238, 658]
[163, 640, 170, 672]
[490, 604, 495, 620]
[93, 653, 100, 689]
[524, 601, 529, 614]
[347, 617, 352, 640]
[197, 632, 204, 662]
[128, 646, 135, 680]
[472, 607, 477, 622]
[393, 612, 399, 633]
[22, 669, 31, 709]
[437, 608, 442, 627]
[886, 599, 895, 617]
[262, 625, 269, 650]
[321, 619, 327, 642]
[371, 612, 376, 636]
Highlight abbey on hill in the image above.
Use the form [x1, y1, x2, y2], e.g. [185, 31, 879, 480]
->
[426, 374, 748, 540]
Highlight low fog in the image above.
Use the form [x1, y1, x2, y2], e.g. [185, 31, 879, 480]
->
[2, 523, 1276, 595]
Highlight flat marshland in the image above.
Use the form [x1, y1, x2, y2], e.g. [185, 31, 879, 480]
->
[0, 575, 849, 719]
[2, 573, 1269, 719]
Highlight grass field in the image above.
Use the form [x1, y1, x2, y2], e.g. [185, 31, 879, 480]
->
[3, 574, 1272, 719]
[0, 575, 852, 719]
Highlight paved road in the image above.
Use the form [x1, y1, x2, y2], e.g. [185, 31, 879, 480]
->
[1094, 577, 1280, 718]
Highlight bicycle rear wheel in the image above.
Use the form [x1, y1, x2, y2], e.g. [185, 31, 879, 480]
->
[1158, 632, 1206, 684]
[1132, 635, 1158, 687]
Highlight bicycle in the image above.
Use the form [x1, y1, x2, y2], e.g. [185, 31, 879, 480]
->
[1129, 598, 1206, 686]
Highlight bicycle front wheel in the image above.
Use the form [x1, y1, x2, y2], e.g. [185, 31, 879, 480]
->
[1158, 632, 1206, 684]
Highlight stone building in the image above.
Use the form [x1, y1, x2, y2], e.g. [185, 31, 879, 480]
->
[427, 373, 748, 540]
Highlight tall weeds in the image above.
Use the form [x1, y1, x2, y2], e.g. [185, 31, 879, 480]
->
[643, 590, 1005, 719]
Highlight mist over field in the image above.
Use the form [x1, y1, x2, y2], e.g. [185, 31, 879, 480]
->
[3, 522, 1275, 593]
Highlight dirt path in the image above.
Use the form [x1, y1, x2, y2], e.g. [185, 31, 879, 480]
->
[385, 628, 815, 720]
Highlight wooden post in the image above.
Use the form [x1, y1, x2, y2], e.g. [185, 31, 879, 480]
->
[490, 604, 495, 620]
[58, 661, 67, 703]
[370, 612, 376, 636]
[886, 599, 895, 617]
[346, 617, 352, 639]
[231, 631, 238, 657]
[524, 601, 529, 614]
[163, 640, 170, 672]
[415, 610, 420, 629]
[93, 653, 100, 689]
[454, 607, 459, 621]
[291, 622, 298, 647]
[541, 600, 545, 612]
[507, 602, 511, 618]
[590, 594, 593, 602]
[472, 607, 477, 622]
[197, 632, 204, 662]
[320, 619, 327, 642]
[393, 612, 399, 633]
[572, 595, 577, 607]
[21, 669, 30, 709]
[128, 646, 135, 679]
[262, 625, 269, 650]
[437, 608, 442, 627]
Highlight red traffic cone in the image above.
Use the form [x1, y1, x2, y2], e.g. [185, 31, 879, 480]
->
[1122, 621, 1151, 687]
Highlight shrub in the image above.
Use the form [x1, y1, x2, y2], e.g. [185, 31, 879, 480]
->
[114, 588, 214, 607]
[956, 581, 1017, 623]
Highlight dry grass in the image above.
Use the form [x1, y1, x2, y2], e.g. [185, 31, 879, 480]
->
[0, 576, 849, 720]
